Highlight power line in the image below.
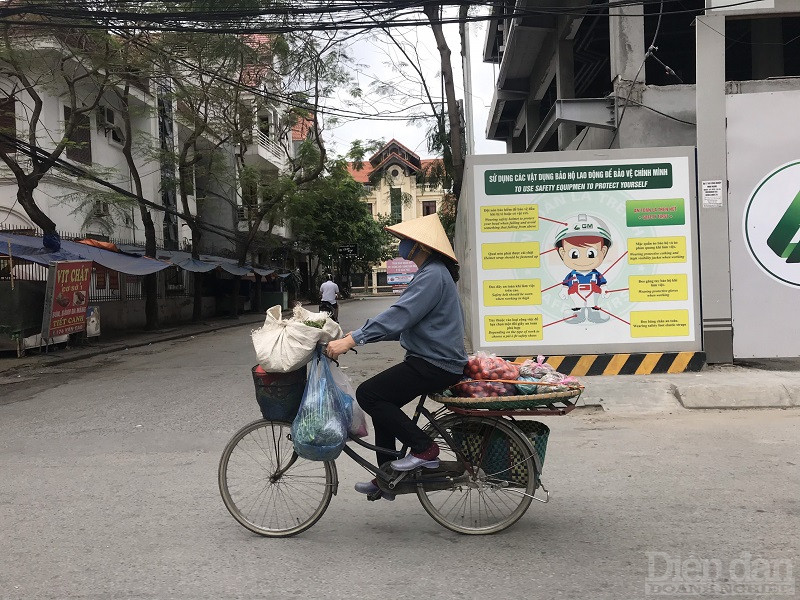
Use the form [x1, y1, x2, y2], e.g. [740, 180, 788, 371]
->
[696, 17, 800, 47]
[612, 96, 696, 125]
[111, 30, 445, 124]
[0, 132, 246, 244]
[0, 1, 773, 35]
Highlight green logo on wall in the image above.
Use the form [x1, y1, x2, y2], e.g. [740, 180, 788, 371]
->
[766, 189, 800, 263]
[743, 161, 800, 287]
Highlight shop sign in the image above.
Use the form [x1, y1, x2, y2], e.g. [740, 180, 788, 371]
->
[41, 260, 92, 339]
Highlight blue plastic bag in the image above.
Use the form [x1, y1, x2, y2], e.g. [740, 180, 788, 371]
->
[291, 347, 352, 461]
[515, 375, 540, 395]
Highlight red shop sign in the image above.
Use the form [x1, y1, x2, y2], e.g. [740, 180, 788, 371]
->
[41, 260, 93, 339]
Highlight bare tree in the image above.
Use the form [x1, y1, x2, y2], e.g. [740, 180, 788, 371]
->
[0, 25, 115, 246]
[112, 33, 161, 329]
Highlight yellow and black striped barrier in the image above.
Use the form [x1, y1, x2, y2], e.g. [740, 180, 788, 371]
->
[511, 352, 705, 376]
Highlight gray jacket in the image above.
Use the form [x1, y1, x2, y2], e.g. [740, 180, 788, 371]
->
[351, 257, 468, 374]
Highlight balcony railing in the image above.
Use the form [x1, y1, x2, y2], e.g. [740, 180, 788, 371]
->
[258, 130, 283, 160]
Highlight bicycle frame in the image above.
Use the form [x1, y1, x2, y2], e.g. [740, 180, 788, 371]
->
[339, 394, 532, 495]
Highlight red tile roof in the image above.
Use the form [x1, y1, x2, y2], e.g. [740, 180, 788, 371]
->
[292, 117, 313, 141]
[346, 156, 443, 184]
[346, 162, 374, 183]
[370, 152, 419, 174]
[373, 139, 419, 163]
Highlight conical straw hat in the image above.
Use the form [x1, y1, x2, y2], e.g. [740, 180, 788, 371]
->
[385, 213, 456, 262]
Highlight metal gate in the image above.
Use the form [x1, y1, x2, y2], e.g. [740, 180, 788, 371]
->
[726, 90, 800, 358]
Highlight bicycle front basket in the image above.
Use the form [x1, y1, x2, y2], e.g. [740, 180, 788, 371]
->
[251, 365, 307, 422]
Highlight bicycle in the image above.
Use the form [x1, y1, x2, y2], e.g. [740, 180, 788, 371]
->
[318, 300, 338, 322]
[218, 371, 581, 537]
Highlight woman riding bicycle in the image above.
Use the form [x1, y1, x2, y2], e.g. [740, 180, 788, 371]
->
[325, 214, 467, 498]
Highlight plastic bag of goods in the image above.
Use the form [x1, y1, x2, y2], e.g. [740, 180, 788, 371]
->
[452, 378, 516, 398]
[251, 304, 343, 373]
[514, 375, 540, 395]
[463, 352, 520, 382]
[328, 360, 369, 438]
[518, 355, 556, 378]
[291, 347, 352, 461]
[454, 353, 521, 398]
[536, 371, 580, 393]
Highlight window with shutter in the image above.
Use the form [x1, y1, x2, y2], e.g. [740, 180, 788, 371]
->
[390, 187, 402, 223]
[64, 106, 92, 165]
[0, 97, 16, 154]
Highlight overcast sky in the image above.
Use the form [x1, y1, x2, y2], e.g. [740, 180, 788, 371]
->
[323, 20, 506, 161]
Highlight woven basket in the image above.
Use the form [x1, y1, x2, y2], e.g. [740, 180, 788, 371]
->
[432, 387, 581, 410]
[450, 420, 550, 487]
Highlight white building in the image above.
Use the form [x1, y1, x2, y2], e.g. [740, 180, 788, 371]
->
[0, 30, 300, 328]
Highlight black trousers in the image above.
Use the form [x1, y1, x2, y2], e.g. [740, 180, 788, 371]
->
[356, 356, 463, 467]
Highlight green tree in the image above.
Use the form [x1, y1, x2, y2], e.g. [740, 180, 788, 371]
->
[287, 159, 393, 299]
[232, 32, 355, 265]
[110, 32, 162, 329]
[156, 31, 245, 320]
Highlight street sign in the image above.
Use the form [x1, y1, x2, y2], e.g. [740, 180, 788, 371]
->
[386, 257, 418, 293]
[338, 243, 358, 256]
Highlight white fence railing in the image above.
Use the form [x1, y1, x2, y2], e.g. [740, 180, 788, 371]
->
[258, 130, 283, 161]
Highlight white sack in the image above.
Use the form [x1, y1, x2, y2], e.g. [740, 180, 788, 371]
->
[252, 305, 343, 373]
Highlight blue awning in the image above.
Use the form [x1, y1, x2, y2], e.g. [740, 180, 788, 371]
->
[0, 233, 85, 264]
[172, 257, 218, 273]
[2, 234, 286, 278]
[0, 233, 170, 275]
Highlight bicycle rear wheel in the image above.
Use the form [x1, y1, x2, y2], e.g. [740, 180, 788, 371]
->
[417, 414, 536, 535]
[218, 419, 336, 537]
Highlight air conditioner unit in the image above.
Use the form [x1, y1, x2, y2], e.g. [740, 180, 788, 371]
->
[97, 106, 124, 144]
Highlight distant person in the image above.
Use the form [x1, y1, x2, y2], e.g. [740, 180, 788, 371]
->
[319, 274, 339, 321]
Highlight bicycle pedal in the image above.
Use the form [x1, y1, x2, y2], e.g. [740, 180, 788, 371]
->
[367, 490, 395, 502]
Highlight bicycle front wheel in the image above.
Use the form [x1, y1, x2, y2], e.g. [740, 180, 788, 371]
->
[218, 419, 336, 537]
[417, 414, 536, 535]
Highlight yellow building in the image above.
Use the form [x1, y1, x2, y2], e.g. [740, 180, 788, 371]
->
[346, 139, 448, 293]
[346, 139, 446, 222]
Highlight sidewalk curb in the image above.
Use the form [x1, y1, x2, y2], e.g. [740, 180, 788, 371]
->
[579, 370, 800, 411]
[1, 315, 265, 373]
[676, 382, 800, 409]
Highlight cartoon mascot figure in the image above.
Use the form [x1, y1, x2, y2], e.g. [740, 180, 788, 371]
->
[555, 214, 612, 324]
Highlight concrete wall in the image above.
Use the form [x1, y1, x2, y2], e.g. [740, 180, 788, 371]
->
[96, 297, 217, 331]
[617, 85, 698, 148]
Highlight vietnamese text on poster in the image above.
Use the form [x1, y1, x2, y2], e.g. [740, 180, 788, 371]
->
[474, 156, 697, 351]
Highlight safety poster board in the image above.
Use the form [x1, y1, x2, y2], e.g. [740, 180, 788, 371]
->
[458, 147, 700, 357]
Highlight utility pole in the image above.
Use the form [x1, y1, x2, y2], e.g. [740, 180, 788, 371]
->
[462, 22, 475, 156]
